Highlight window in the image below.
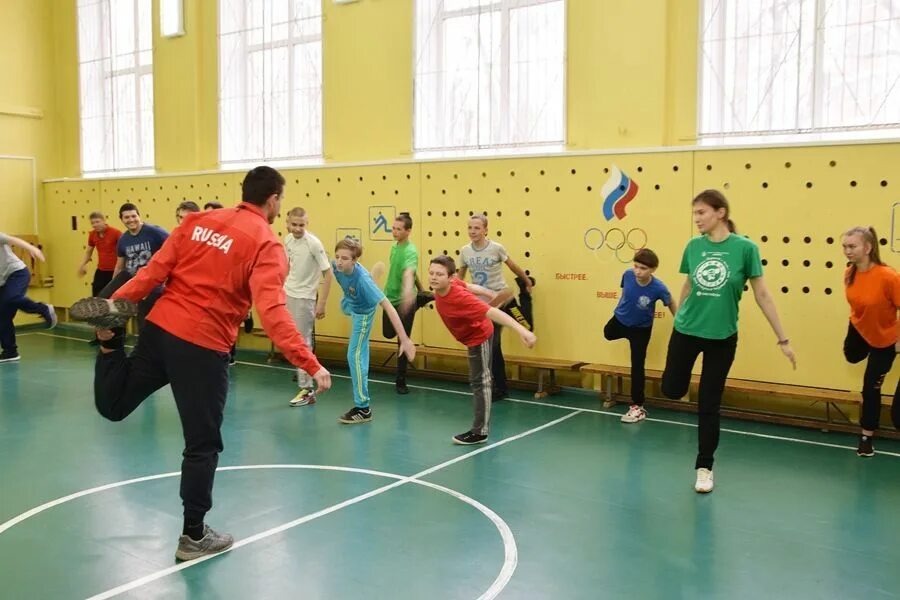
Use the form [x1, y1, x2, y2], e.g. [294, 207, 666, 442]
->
[219, 0, 323, 166]
[77, 0, 155, 175]
[414, 0, 566, 155]
[700, 0, 900, 143]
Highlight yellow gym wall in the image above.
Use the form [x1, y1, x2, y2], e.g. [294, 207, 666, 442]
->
[42, 144, 900, 394]
[33, 1, 900, 395]
[1, 0, 64, 322]
[0, 0, 60, 234]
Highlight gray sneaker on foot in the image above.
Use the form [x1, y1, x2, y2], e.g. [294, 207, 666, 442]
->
[70, 297, 138, 329]
[174, 525, 234, 561]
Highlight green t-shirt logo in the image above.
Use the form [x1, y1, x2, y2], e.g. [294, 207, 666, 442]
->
[674, 235, 764, 340]
[694, 256, 730, 294]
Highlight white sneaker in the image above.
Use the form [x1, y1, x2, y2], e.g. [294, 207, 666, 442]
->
[620, 404, 647, 423]
[695, 468, 714, 493]
[44, 304, 58, 329]
[289, 388, 316, 407]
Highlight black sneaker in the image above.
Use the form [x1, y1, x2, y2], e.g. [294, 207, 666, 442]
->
[0, 351, 21, 364]
[515, 275, 536, 295]
[396, 380, 409, 395]
[492, 389, 508, 402]
[416, 291, 435, 309]
[452, 431, 488, 445]
[857, 435, 875, 457]
[70, 297, 138, 328]
[339, 406, 372, 424]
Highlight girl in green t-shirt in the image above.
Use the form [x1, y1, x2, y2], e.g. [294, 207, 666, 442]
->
[661, 190, 796, 494]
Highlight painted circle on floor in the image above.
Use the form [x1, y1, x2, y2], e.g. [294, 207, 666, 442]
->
[0, 464, 516, 600]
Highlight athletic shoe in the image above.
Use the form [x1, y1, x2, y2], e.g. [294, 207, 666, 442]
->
[492, 389, 507, 402]
[0, 351, 21, 363]
[515, 275, 536, 294]
[70, 297, 138, 328]
[857, 435, 875, 457]
[339, 406, 372, 424]
[453, 431, 488, 445]
[175, 525, 234, 561]
[695, 468, 714, 493]
[396, 380, 409, 395]
[289, 388, 316, 407]
[416, 291, 435, 309]
[621, 404, 647, 423]
[43, 304, 58, 329]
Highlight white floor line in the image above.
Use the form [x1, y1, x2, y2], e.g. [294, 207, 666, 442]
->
[84, 410, 582, 600]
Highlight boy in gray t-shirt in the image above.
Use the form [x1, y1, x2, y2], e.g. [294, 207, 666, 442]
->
[457, 215, 534, 399]
[0, 233, 57, 362]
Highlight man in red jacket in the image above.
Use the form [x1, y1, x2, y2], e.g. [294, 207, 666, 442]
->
[71, 166, 331, 562]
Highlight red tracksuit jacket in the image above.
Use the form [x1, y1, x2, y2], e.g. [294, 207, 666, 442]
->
[113, 202, 322, 376]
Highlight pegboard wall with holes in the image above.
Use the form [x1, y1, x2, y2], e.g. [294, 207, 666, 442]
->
[693, 143, 899, 391]
[42, 164, 424, 341]
[417, 154, 692, 354]
[40, 141, 899, 391]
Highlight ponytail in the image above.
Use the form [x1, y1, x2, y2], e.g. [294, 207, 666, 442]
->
[843, 226, 883, 286]
[692, 189, 735, 234]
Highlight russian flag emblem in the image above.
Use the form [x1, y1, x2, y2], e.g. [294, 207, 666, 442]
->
[600, 165, 639, 221]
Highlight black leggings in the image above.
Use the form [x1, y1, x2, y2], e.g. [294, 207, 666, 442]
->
[843, 322, 900, 432]
[603, 316, 652, 405]
[661, 329, 738, 470]
[383, 302, 417, 381]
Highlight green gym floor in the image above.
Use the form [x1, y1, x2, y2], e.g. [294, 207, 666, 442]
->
[1, 329, 899, 599]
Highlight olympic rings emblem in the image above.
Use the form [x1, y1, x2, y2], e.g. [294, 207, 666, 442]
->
[583, 227, 648, 263]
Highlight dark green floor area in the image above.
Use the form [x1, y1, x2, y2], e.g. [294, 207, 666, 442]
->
[1, 330, 899, 599]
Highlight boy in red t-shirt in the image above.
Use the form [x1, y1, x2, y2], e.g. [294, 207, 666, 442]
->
[429, 255, 537, 444]
[78, 212, 122, 297]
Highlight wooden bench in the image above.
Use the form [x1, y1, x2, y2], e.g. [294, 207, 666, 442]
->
[255, 332, 583, 399]
[580, 362, 888, 431]
[418, 346, 584, 399]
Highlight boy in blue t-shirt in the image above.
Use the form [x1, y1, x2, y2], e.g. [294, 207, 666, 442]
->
[604, 248, 677, 423]
[332, 238, 415, 424]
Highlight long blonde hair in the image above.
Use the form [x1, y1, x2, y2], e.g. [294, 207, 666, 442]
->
[843, 226, 883, 286]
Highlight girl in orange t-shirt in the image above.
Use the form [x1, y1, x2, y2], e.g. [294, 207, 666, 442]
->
[842, 226, 900, 457]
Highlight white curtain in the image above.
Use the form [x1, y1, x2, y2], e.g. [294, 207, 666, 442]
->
[414, 0, 565, 154]
[219, 0, 322, 165]
[77, 0, 154, 175]
[700, 0, 900, 141]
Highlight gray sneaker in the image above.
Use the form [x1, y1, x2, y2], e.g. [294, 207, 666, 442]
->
[175, 525, 234, 561]
[70, 297, 138, 329]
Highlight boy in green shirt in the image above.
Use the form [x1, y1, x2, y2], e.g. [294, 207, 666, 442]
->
[383, 213, 419, 394]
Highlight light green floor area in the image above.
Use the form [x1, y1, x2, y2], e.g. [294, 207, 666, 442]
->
[1, 330, 899, 599]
